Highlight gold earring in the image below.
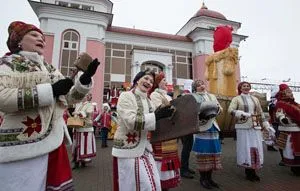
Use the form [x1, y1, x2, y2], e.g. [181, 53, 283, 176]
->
[18, 44, 22, 49]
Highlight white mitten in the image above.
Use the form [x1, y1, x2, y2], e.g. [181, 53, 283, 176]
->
[234, 110, 244, 118]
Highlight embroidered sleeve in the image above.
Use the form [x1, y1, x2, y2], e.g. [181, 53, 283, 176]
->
[117, 92, 155, 131]
[228, 96, 239, 116]
[0, 84, 54, 112]
[65, 72, 92, 105]
[150, 91, 163, 109]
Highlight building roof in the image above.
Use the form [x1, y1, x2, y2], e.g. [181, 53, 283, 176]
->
[107, 26, 192, 42]
[194, 3, 226, 20]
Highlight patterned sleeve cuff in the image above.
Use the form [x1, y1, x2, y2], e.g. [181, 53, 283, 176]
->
[74, 76, 92, 95]
[17, 83, 53, 110]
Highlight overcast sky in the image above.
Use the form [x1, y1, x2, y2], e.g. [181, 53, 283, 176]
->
[1, 0, 299, 84]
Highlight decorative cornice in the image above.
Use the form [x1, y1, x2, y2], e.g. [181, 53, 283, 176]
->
[29, 1, 113, 27]
[188, 27, 248, 42]
[43, 32, 55, 36]
[86, 37, 105, 44]
[177, 16, 242, 36]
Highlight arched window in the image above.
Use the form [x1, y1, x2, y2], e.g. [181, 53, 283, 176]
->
[142, 62, 163, 73]
[60, 30, 79, 77]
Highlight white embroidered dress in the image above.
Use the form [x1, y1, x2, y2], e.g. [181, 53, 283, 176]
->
[72, 100, 96, 162]
[228, 93, 265, 169]
[112, 88, 161, 191]
[0, 51, 92, 191]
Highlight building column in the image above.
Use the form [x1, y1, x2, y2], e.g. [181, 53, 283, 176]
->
[86, 39, 105, 108]
[165, 64, 173, 85]
[192, 54, 208, 81]
[43, 34, 55, 64]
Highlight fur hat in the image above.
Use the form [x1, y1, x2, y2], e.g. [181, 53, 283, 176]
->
[276, 83, 292, 100]
[6, 21, 44, 53]
[148, 71, 166, 95]
[131, 69, 155, 89]
[153, 72, 165, 89]
[155, 72, 165, 85]
[102, 103, 111, 111]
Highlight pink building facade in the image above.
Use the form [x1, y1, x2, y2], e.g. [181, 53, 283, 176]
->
[29, 0, 247, 109]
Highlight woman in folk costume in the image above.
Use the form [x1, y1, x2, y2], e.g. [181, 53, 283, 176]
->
[72, 93, 97, 168]
[149, 72, 180, 191]
[0, 21, 100, 191]
[112, 69, 175, 191]
[228, 81, 273, 182]
[191, 80, 222, 189]
[275, 84, 300, 175]
[94, 103, 112, 147]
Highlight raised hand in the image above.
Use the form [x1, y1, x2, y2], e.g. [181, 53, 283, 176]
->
[80, 58, 101, 85]
[52, 78, 74, 97]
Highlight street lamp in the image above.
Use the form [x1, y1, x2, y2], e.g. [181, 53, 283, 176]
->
[282, 78, 291, 82]
[241, 75, 247, 81]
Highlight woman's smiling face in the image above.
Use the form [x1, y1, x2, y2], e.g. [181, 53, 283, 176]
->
[137, 74, 154, 93]
[241, 83, 251, 94]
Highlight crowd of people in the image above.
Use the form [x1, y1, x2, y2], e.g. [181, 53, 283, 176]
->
[0, 21, 299, 191]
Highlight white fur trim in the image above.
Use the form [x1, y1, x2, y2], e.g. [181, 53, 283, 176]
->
[198, 118, 214, 132]
[0, 114, 64, 163]
[144, 113, 156, 131]
[276, 109, 285, 119]
[102, 103, 111, 111]
[278, 125, 300, 132]
[36, 83, 54, 107]
[74, 73, 93, 94]
[242, 112, 252, 117]
[75, 127, 94, 132]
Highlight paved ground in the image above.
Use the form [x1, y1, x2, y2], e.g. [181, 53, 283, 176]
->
[69, 138, 300, 191]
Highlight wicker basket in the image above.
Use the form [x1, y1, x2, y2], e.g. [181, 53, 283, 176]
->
[67, 117, 84, 128]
